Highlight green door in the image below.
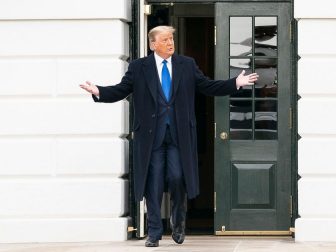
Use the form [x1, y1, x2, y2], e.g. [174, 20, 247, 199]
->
[214, 2, 292, 234]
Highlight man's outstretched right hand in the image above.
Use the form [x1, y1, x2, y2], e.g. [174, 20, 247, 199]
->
[79, 81, 100, 96]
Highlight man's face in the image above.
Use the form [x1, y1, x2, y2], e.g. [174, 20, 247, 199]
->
[152, 31, 175, 59]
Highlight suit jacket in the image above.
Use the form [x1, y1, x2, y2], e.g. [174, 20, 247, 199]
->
[93, 53, 238, 201]
[151, 69, 179, 150]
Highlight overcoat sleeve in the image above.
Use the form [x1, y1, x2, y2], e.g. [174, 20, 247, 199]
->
[92, 62, 134, 103]
[192, 59, 239, 96]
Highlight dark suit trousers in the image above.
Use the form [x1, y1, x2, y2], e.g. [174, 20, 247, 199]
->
[144, 125, 186, 240]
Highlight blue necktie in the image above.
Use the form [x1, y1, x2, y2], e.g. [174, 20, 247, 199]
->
[161, 60, 171, 101]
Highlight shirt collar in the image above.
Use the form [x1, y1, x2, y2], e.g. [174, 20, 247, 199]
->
[154, 52, 172, 64]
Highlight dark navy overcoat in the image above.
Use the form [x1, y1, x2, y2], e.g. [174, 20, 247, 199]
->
[93, 53, 238, 201]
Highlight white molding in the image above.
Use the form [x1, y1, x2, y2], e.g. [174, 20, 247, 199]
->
[298, 19, 336, 56]
[295, 218, 336, 241]
[0, 100, 129, 136]
[0, 217, 129, 243]
[0, 20, 129, 57]
[298, 98, 336, 135]
[298, 57, 336, 95]
[295, 0, 336, 19]
[0, 178, 128, 217]
[0, 0, 131, 21]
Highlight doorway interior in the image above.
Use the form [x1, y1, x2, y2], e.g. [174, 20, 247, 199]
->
[148, 4, 215, 234]
[141, 1, 297, 236]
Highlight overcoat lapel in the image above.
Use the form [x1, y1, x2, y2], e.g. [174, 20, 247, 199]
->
[172, 54, 184, 97]
[142, 53, 158, 103]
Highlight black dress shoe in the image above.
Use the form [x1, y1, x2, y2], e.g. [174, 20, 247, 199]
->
[170, 218, 185, 244]
[172, 231, 185, 244]
[145, 238, 159, 247]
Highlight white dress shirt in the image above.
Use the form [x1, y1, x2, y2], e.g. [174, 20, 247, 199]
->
[154, 52, 172, 85]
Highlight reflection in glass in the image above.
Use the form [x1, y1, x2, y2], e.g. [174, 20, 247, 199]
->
[230, 100, 252, 140]
[230, 17, 252, 56]
[255, 100, 277, 139]
[254, 17, 277, 56]
[230, 59, 252, 98]
[255, 59, 277, 98]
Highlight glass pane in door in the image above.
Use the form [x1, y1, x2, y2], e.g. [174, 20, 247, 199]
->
[230, 58, 252, 98]
[230, 17, 252, 56]
[255, 58, 277, 98]
[254, 17, 277, 56]
[230, 100, 252, 140]
[255, 100, 277, 139]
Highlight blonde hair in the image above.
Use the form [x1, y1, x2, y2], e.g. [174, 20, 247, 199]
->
[148, 26, 175, 50]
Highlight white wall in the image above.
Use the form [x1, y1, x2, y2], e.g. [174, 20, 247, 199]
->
[0, 0, 131, 242]
[295, 0, 336, 242]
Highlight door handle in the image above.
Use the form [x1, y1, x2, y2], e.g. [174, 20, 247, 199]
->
[220, 132, 228, 140]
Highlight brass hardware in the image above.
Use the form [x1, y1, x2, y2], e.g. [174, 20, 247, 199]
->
[127, 226, 137, 232]
[290, 195, 293, 217]
[289, 20, 295, 44]
[155, 3, 173, 6]
[214, 26, 217, 45]
[144, 5, 152, 15]
[214, 123, 217, 138]
[289, 22, 292, 43]
[220, 132, 228, 140]
[289, 107, 292, 129]
[290, 227, 295, 233]
[214, 192, 216, 212]
[139, 199, 145, 238]
[216, 230, 293, 236]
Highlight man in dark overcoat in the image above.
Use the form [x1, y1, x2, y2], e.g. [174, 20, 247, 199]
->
[80, 26, 258, 247]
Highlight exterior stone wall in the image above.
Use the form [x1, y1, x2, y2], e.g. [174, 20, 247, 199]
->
[0, 0, 131, 242]
[295, 0, 336, 242]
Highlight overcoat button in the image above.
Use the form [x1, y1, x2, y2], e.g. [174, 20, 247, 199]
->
[149, 129, 152, 134]
[152, 114, 155, 118]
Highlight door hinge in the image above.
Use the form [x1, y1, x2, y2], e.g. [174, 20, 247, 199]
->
[214, 122, 217, 138]
[214, 25, 217, 46]
[290, 195, 293, 217]
[289, 107, 292, 129]
[289, 20, 295, 44]
[144, 4, 152, 15]
[289, 22, 292, 43]
[127, 226, 137, 232]
[214, 191, 217, 212]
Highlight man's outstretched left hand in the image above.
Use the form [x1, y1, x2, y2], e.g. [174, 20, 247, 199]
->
[236, 70, 259, 88]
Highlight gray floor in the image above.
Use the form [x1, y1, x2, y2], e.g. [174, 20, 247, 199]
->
[1, 236, 336, 252]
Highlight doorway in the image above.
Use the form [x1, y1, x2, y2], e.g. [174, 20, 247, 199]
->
[137, 1, 296, 236]
[148, 4, 215, 234]
[180, 17, 215, 234]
